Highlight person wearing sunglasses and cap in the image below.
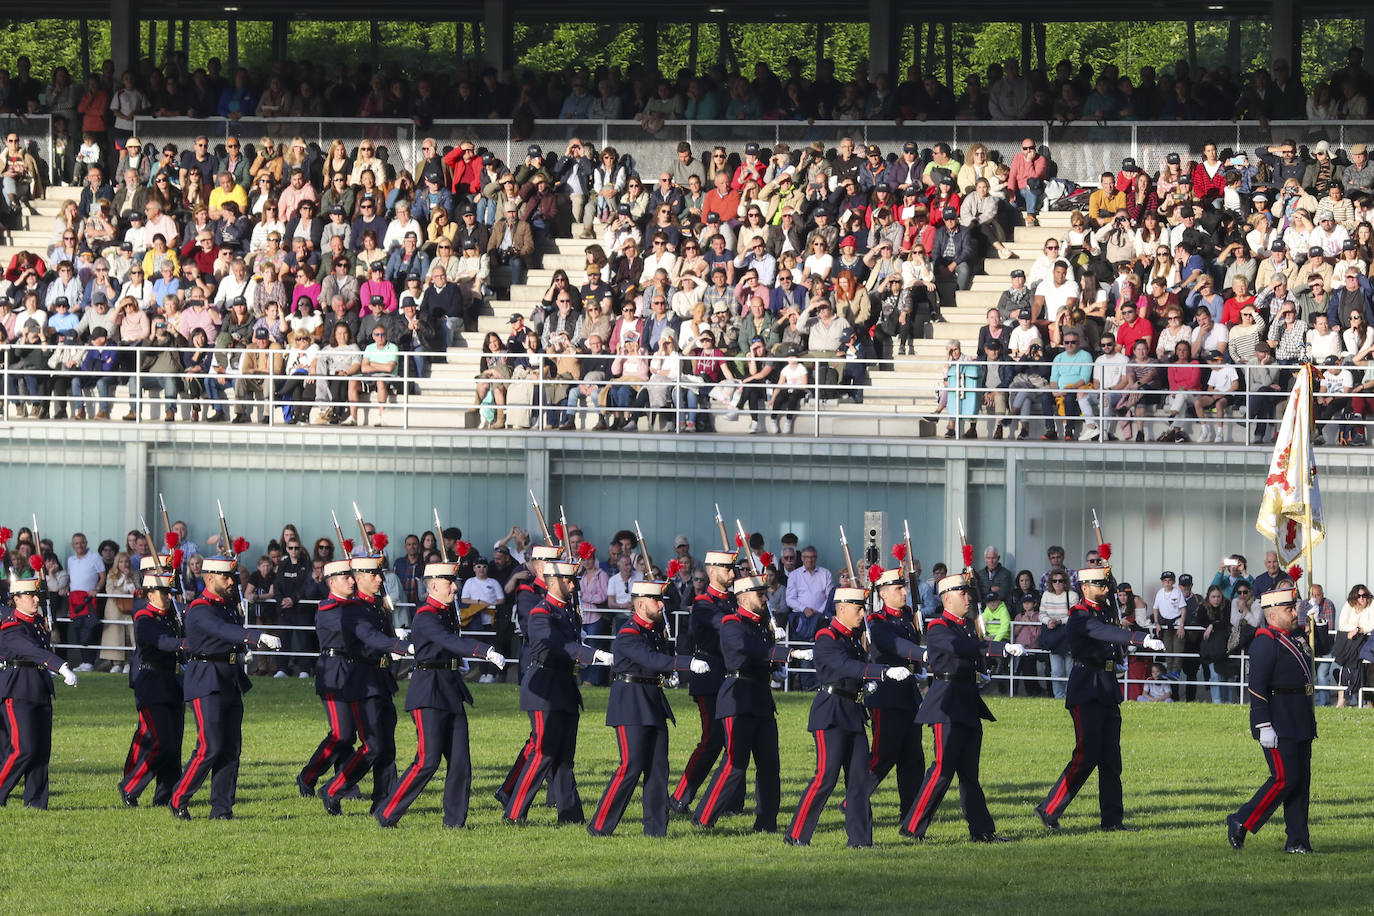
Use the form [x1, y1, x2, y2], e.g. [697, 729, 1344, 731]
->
[1226, 586, 1316, 854]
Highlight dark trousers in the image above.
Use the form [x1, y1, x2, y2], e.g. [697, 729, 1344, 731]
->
[588, 724, 670, 837]
[298, 694, 356, 789]
[787, 726, 874, 846]
[505, 708, 584, 822]
[1234, 738, 1311, 845]
[1040, 702, 1124, 826]
[377, 706, 472, 828]
[171, 693, 243, 817]
[67, 613, 101, 666]
[0, 698, 52, 808]
[672, 693, 742, 811]
[867, 707, 924, 816]
[498, 732, 534, 803]
[693, 713, 781, 832]
[324, 696, 398, 812]
[120, 701, 184, 805]
[900, 721, 994, 838]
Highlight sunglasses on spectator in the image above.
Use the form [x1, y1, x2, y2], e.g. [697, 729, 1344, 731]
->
[1051, 577, 1066, 583]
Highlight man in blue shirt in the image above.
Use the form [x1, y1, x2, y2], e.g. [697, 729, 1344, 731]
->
[1044, 332, 1095, 440]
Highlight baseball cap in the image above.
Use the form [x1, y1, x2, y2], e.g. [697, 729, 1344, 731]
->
[462, 238, 477, 249]
[1121, 157, 1138, 170]
[1308, 246, 1324, 258]
[1271, 241, 1286, 251]
[745, 141, 760, 155]
[865, 144, 881, 157]
[902, 141, 917, 154]
[1166, 152, 1181, 164]
[1344, 239, 1358, 250]
[369, 294, 384, 306]
[942, 206, 958, 219]
[617, 203, 631, 215]
[1252, 192, 1270, 203]
[840, 235, 857, 248]
[1179, 573, 1194, 586]
[1018, 308, 1032, 319]
[673, 534, 689, 547]
[1352, 143, 1368, 155]
[1160, 570, 1176, 580]
[231, 296, 247, 307]
[508, 313, 523, 323]
[1010, 269, 1026, 279]
[1324, 354, 1342, 365]
[253, 327, 269, 339]
[527, 144, 542, 158]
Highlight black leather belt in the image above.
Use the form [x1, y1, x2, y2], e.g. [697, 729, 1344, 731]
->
[0, 660, 42, 670]
[1074, 660, 1118, 672]
[191, 652, 243, 664]
[821, 684, 860, 702]
[618, 673, 665, 686]
[322, 648, 390, 668]
[933, 672, 977, 683]
[139, 663, 179, 674]
[417, 659, 463, 671]
[727, 669, 768, 684]
[1272, 685, 1314, 696]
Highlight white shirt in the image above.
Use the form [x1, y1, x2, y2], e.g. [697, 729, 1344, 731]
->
[1153, 585, 1186, 623]
[1094, 351, 1130, 389]
[66, 550, 105, 592]
[1206, 364, 1239, 392]
[1308, 329, 1343, 362]
[461, 576, 505, 607]
[1320, 368, 1354, 394]
[607, 570, 643, 608]
[1038, 277, 1080, 323]
[1009, 323, 1043, 354]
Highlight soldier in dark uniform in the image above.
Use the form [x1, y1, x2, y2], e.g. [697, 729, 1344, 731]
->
[495, 543, 562, 808]
[670, 548, 740, 814]
[1228, 587, 1316, 854]
[505, 559, 614, 825]
[376, 561, 506, 828]
[0, 579, 78, 809]
[693, 573, 807, 833]
[169, 556, 280, 820]
[320, 554, 413, 816]
[786, 584, 912, 848]
[588, 580, 707, 837]
[296, 560, 359, 796]
[865, 565, 927, 818]
[118, 570, 185, 807]
[1035, 566, 1164, 831]
[899, 574, 1022, 842]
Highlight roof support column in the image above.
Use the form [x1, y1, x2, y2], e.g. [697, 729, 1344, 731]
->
[642, 20, 659, 73]
[227, 18, 238, 71]
[483, 0, 513, 73]
[1271, 0, 1299, 82]
[110, 0, 139, 78]
[1019, 21, 1032, 75]
[867, 0, 899, 78]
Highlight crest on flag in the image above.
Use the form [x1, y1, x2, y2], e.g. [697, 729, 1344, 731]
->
[1255, 367, 1325, 565]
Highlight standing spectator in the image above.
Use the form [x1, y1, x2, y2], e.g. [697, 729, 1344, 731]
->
[273, 539, 312, 677]
[577, 547, 610, 686]
[1305, 584, 1337, 706]
[1012, 592, 1042, 696]
[976, 547, 1014, 605]
[1177, 574, 1206, 702]
[1152, 570, 1187, 678]
[785, 546, 833, 643]
[462, 557, 507, 684]
[1037, 569, 1077, 700]
[98, 551, 137, 674]
[65, 533, 105, 671]
[1336, 584, 1373, 707]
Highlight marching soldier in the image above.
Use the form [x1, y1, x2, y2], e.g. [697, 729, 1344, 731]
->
[0, 579, 78, 809]
[866, 565, 927, 818]
[118, 570, 185, 807]
[669, 548, 741, 814]
[320, 552, 413, 816]
[504, 559, 614, 825]
[375, 561, 507, 828]
[296, 560, 360, 797]
[785, 584, 912, 848]
[588, 580, 708, 837]
[495, 543, 563, 808]
[1036, 565, 1163, 832]
[169, 556, 281, 820]
[1227, 587, 1316, 854]
[899, 574, 1022, 842]
[693, 572, 808, 833]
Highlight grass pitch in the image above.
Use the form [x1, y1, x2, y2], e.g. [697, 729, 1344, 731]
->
[2, 679, 1371, 915]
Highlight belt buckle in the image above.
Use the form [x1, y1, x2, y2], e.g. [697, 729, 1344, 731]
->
[1305, 684, 1313, 697]
[380, 656, 391, 669]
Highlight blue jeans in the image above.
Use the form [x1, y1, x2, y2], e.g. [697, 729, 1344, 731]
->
[562, 386, 600, 426]
[1315, 661, 1337, 706]
[1207, 664, 1237, 703]
[506, 254, 527, 286]
[81, 377, 115, 414]
[475, 196, 497, 226]
[1018, 187, 1040, 215]
[1048, 652, 1070, 700]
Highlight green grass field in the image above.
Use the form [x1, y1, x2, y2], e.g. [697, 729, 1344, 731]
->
[3, 678, 1372, 915]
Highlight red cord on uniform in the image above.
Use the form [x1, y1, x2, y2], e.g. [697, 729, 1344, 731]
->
[1099, 542, 1112, 561]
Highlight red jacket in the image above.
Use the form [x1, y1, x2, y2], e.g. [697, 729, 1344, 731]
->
[1190, 162, 1227, 201]
[443, 149, 484, 195]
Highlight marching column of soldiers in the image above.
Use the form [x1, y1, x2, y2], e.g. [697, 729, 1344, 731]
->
[0, 511, 1319, 852]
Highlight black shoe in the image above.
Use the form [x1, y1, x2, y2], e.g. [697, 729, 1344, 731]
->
[209, 812, 233, 820]
[1135, 430, 1144, 442]
[898, 828, 922, 841]
[320, 787, 342, 816]
[667, 795, 691, 816]
[1226, 813, 1246, 850]
[753, 825, 777, 834]
[231, 413, 250, 424]
[782, 835, 808, 847]
[376, 816, 398, 829]
[557, 811, 586, 826]
[170, 804, 191, 820]
[1284, 841, 1313, 854]
[1034, 804, 1060, 831]
[1041, 429, 1058, 441]
[494, 788, 511, 807]
[971, 832, 1011, 843]
[586, 825, 611, 837]
[295, 774, 314, 798]
[120, 790, 139, 808]
[1101, 823, 1137, 832]
[340, 784, 363, 801]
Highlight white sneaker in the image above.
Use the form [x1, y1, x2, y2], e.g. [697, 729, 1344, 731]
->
[766, 418, 779, 434]
[478, 674, 497, 684]
[748, 419, 760, 433]
[1196, 425, 1213, 443]
[1079, 424, 1100, 440]
[76, 662, 93, 672]
[1214, 424, 1226, 443]
[782, 419, 794, 434]
[273, 670, 288, 678]
[109, 664, 122, 675]
[299, 671, 310, 678]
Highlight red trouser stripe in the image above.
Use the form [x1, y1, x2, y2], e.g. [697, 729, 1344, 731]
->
[381, 709, 427, 821]
[696, 716, 736, 822]
[303, 697, 344, 782]
[1243, 746, 1288, 833]
[672, 696, 714, 801]
[0, 699, 22, 788]
[123, 709, 150, 778]
[327, 701, 372, 796]
[122, 709, 155, 790]
[592, 726, 631, 832]
[904, 722, 944, 833]
[868, 709, 882, 772]
[790, 731, 828, 840]
[171, 698, 206, 808]
[1045, 706, 1085, 817]
[501, 734, 534, 795]
[508, 711, 546, 817]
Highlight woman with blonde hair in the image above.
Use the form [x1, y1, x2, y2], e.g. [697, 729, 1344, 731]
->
[99, 551, 138, 674]
[955, 142, 1001, 195]
[249, 136, 283, 186]
[323, 139, 351, 182]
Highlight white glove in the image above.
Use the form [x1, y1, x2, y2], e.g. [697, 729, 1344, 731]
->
[1004, 643, 1025, 657]
[258, 633, 282, 650]
[395, 627, 410, 641]
[1142, 636, 1166, 652]
[1258, 725, 1278, 749]
[593, 649, 614, 666]
[690, 657, 711, 675]
[884, 666, 912, 682]
[667, 673, 681, 689]
[790, 648, 814, 661]
[485, 648, 507, 670]
[58, 663, 78, 687]
[390, 652, 407, 661]
[772, 623, 788, 642]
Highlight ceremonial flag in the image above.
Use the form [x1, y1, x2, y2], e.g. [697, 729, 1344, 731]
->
[1255, 366, 1325, 565]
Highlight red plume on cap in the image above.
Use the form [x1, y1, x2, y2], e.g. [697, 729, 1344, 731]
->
[962, 543, 974, 567]
[456, 540, 472, 558]
[867, 563, 884, 584]
[666, 559, 683, 579]
[164, 531, 180, 549]
[232, 536, 250, 555]
[1098, 542, 1112, 561]
[759, 551, 774, 568]
[735, 533, 744, 547]
[371, 532, 389, 552]
[553, 523, 565, 541]
[577, 541, 596, 560]
[29, 555, 43, 572]
[0, 527, 11, 544]
[171, 549, 185, 569]
[891, 543, 907, 562]
[342, 538, 355, 555]
[1288, 564, 1303, 581]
